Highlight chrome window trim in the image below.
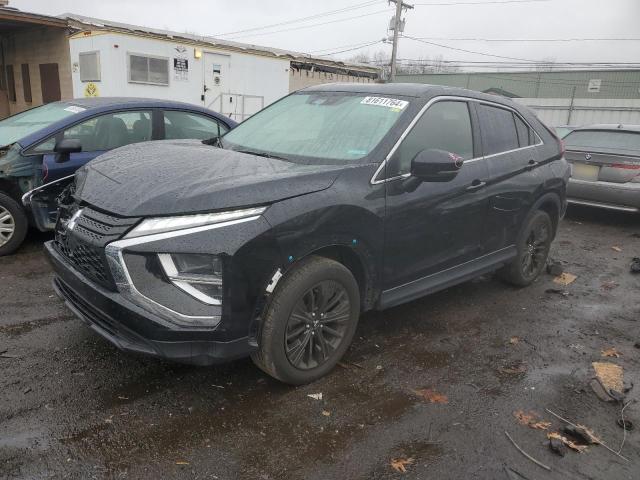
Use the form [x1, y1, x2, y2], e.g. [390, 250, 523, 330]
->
[104, 215, 260, 329]
[370, 95, 544, 185]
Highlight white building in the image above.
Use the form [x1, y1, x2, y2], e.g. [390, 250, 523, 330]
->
[0, 8, 380, 120]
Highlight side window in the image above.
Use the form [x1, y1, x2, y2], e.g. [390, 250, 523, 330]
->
[514, 114, 532, 148]
[47, 111, 152, 152]
[478, 104, 519, 155]
[387, 101, 473, 178]
[163, 111, 228, 141]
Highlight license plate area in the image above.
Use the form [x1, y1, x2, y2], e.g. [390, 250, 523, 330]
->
[571, 162, 600, 181]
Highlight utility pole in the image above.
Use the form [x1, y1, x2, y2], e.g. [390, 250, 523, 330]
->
[388, 0, 413, 82]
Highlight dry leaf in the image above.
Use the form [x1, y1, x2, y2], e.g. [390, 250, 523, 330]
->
[592, 362, 623, 392]
[553, 272, 577, 286]
[413, 388, 448, 404]
[390, 457, 414, 473]
[509, 336, 520, 345]
[612, 246, 622, 252]
[514, 410, 551, 430]
[547, 432, 588, 453]
[601, 347, 621, 358]
[575, 424, 602, 445]
[322, 410, 331, 417]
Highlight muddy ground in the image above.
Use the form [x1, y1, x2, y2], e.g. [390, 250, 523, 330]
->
[1, 205, 639, 480]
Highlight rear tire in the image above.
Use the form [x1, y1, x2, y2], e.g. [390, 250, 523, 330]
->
[252, 256, 360, 385]
[0, 192, 28, 257]
[499, 210, 553, 287]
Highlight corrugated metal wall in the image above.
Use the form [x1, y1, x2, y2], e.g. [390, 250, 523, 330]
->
[395, 70, 640, 126]
[396, 70, 640, 99]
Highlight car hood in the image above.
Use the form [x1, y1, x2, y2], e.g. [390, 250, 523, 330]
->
[76, 140, 345, 217]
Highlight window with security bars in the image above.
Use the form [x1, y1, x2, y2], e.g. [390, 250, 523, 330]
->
[128, 54, 169, 85]
[79, 51, 101, 82]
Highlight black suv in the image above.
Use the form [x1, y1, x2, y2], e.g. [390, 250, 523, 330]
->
[44, 84, 569, 385]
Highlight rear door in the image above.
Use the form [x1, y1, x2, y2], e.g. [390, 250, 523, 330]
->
[383, 99, 490, 292]
[161, 110, 230, 141]
[476, 103, 541, 251]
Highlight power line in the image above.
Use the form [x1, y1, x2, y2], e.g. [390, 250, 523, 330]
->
[403, 35, 543, 62]
[309, 39, 386, 54]
[223, 9, 392, 40]
[409, 36, 640, 42]
[317, 40, 387, 57]
[414, 0, 550, 5]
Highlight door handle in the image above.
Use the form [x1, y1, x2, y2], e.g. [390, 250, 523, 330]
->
[466, 180, 487, 191]
[526, 159, 539, 170]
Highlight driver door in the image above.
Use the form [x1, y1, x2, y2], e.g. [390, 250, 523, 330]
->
[381, 99, 490, 304]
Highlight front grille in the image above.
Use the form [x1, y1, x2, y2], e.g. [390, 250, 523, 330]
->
[54, 205, 140, 290]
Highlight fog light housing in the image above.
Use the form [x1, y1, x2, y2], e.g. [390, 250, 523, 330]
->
[158, 253, 223, 305]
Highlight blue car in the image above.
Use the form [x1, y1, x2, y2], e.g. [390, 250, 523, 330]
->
[0, 98, 236, 255]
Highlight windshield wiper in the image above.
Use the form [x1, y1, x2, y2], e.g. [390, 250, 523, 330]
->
[234, 149, 288, 161]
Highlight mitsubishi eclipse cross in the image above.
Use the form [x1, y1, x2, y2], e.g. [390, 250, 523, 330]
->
[44, 83, 569, 385]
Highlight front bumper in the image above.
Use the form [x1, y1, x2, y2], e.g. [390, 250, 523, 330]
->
[567, 178, 640, 212]
[45, 241, 253, 365]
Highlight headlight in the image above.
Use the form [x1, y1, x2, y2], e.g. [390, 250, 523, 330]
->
[126, 206, 267, 239]
[158, 253, 223, 305]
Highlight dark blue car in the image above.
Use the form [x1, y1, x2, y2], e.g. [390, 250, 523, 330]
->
[0, 98, 236, 255]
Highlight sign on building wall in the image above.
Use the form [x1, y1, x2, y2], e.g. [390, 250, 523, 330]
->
[84, 82, 100, 97]
[587, 79, 602, 93]
[173, 46, 189, 82]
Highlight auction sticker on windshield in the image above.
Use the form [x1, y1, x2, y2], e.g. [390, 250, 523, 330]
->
[361, 97, 409, 111]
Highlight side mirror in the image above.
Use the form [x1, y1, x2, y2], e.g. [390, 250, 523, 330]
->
[410, 148, 464, 182]
[53, 139, 82, 162]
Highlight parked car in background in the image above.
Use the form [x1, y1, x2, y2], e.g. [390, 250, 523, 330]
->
[45, 83, 568, 384]
[564, 124, 640, 212]
[554, 125, 577, 139]
[0, 98, 236, 256]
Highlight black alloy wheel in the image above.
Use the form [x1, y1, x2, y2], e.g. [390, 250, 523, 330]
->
[285, 280, 351, 370]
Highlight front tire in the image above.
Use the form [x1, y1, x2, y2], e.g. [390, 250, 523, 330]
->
[252, 256, 360, 385]
[0, 192, 28, 257]
[500, 210, 553, 287]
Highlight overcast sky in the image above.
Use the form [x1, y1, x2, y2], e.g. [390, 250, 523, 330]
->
[11, 0, 640, 69]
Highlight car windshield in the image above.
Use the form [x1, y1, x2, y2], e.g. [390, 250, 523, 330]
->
[222, 92, 410, 163]
[0, 102, 82, 147]
[564, 130, 640, 156]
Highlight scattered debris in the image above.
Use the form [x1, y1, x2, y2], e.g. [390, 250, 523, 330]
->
[498, 363, 527, 375]
[503, 466, 531, 480]
[23, 387, 32, 394]
[413, 388, 448, 404]
[117, 396, 129, 400]
[175, 461, 189, 465]
[504, 431, 551, 471]
[545, 408, 630, 462]
[322, 410, 331, 417]
[307, 393, 323, 400]
[546, 260, 563, 276]
[553, 272, 577, 286]
[612, 246, 622, 252]
[514, 410, 551, 430]
[509, 336, 520, 345]
[547, 432, 587, 453]
[548, 435, 567, 456]
[545, 288, 569, 296]
[631, 257, 640, 274]
[561, 425, 600, 445]
[635, 341, 640, 349]
[337, 361, 365, 370]
[592, 362, 623, 393]
[590, 379, 617, 403]
[601, 347, 621, 358]
[390, 457, 414, 473]
[617, 418, 633, 431]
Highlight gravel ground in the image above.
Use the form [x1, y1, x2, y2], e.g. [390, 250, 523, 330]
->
[1, 205, 639, 480]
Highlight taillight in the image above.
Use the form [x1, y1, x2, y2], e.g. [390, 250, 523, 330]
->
[610, 164, 640, 170]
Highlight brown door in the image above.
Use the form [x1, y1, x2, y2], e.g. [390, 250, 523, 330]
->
[39, 63, 61, 104]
